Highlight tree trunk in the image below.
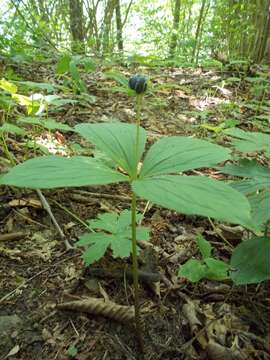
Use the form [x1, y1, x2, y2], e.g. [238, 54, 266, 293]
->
[69, 0, 85, 53]
[169, 0, 181, 57]
[195, 0, 210, 64]
[263, 35, 270, 62]
[191, 0, 207, 63]
[102, 0, 117, 55]
[115, 0, 123, 52]
[252, 0, 270, 62]
[37, 0, 49, 22]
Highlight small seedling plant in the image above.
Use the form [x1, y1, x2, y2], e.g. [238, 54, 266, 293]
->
[0, 74, 253, 354]
[179, 235, 230, 282]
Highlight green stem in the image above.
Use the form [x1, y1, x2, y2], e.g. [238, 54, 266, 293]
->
[1, 134, 16, 166]
[135, 94, 142, 163]
[131, 192, 144, 355]
[130, 94, 144, 357]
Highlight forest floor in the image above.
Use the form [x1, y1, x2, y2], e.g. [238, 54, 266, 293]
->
[0, 58, 270, 360]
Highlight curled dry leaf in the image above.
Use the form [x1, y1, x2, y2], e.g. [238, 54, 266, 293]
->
[57, 297, 135, 323]
[207, 339, 249, 360]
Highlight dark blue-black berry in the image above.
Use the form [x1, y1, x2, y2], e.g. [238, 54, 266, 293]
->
[128, 75, 147, 94]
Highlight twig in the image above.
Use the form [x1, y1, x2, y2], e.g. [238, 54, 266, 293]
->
[72, 190, 131, 201]
[0, 232, 25, 242]
[51, 199, 93, 231]
[36, 189, 72, 250]
[208, 217, 233, 249]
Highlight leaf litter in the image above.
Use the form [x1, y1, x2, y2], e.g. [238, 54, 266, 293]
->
[0, 59, 270, 360]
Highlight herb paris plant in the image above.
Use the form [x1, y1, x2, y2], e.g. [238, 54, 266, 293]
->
[0, 74, 252, 355]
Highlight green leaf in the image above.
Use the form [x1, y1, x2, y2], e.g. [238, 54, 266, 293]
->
[0, 93, 16, 109]
[67, 345, 78, 358]
[196, 235, 212, 259]
[80, 57, 96, 72]
[231, 237, 270, 284]
[69, 60, 87, 93]
[199, 123, 223, 133]
[204, 258, 229, 280]
[45, 96, 78, 107]
[18, 116, 73, 132]
[89, 212, 119, 233]
[16, 81, 55, 93]
[104, 71, 129, 87]
[0, 79, 17, 94]
[136, 227, 150, 241]
[232, 178, 270, 195]
[76, 123, 147, 177]
[76, 210, 150, 265]
[76, 93, 96, 105]
[179, 259, 207, 282]
[56, 54, 71, 74]
[78, 233, 110, 265]
[249, 191, 270, 229]
[225, 128, 270, 155]
[0, 123, 26, 135]
[0, 156, 127, 189]
[140, 136, 231, 178]
[221, 160, 270, 197]
[132, 175, 252, 227]
[219, 159, 270, 179]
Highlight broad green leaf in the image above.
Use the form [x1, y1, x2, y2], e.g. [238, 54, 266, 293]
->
[80, 57, 96, 72]
[0, 79, 17, 94]
[69, 60, 87, 93]
[0, 123, 26, 135]
[104, 71, 129, 87]
[132, 175, 252, 227]
[179, 257, 229, 282]
[225, 128, 270, 154]
[56, 54, 71, 74]
[219, 159, 270, 179]
[140, 136, 231, 178]
[17, 81, 55, 93]
[77, 93, 96, 105]
[76, 123, 147, 177]
[232, 178, 270, 195]
[179, 259, 207, 282]
[231, 237, 270, 284]
[45, 95, 78, 107]
[204, 258, 229, 280]
[249, 191, 270, 229]
[0, 156, 127, 189]
[196, 235, 212, 259]
[18, 116, 73, 132]
[69, 60, 80, 83]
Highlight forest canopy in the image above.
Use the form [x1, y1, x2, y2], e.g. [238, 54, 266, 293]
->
[0, 0, 270, 65]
